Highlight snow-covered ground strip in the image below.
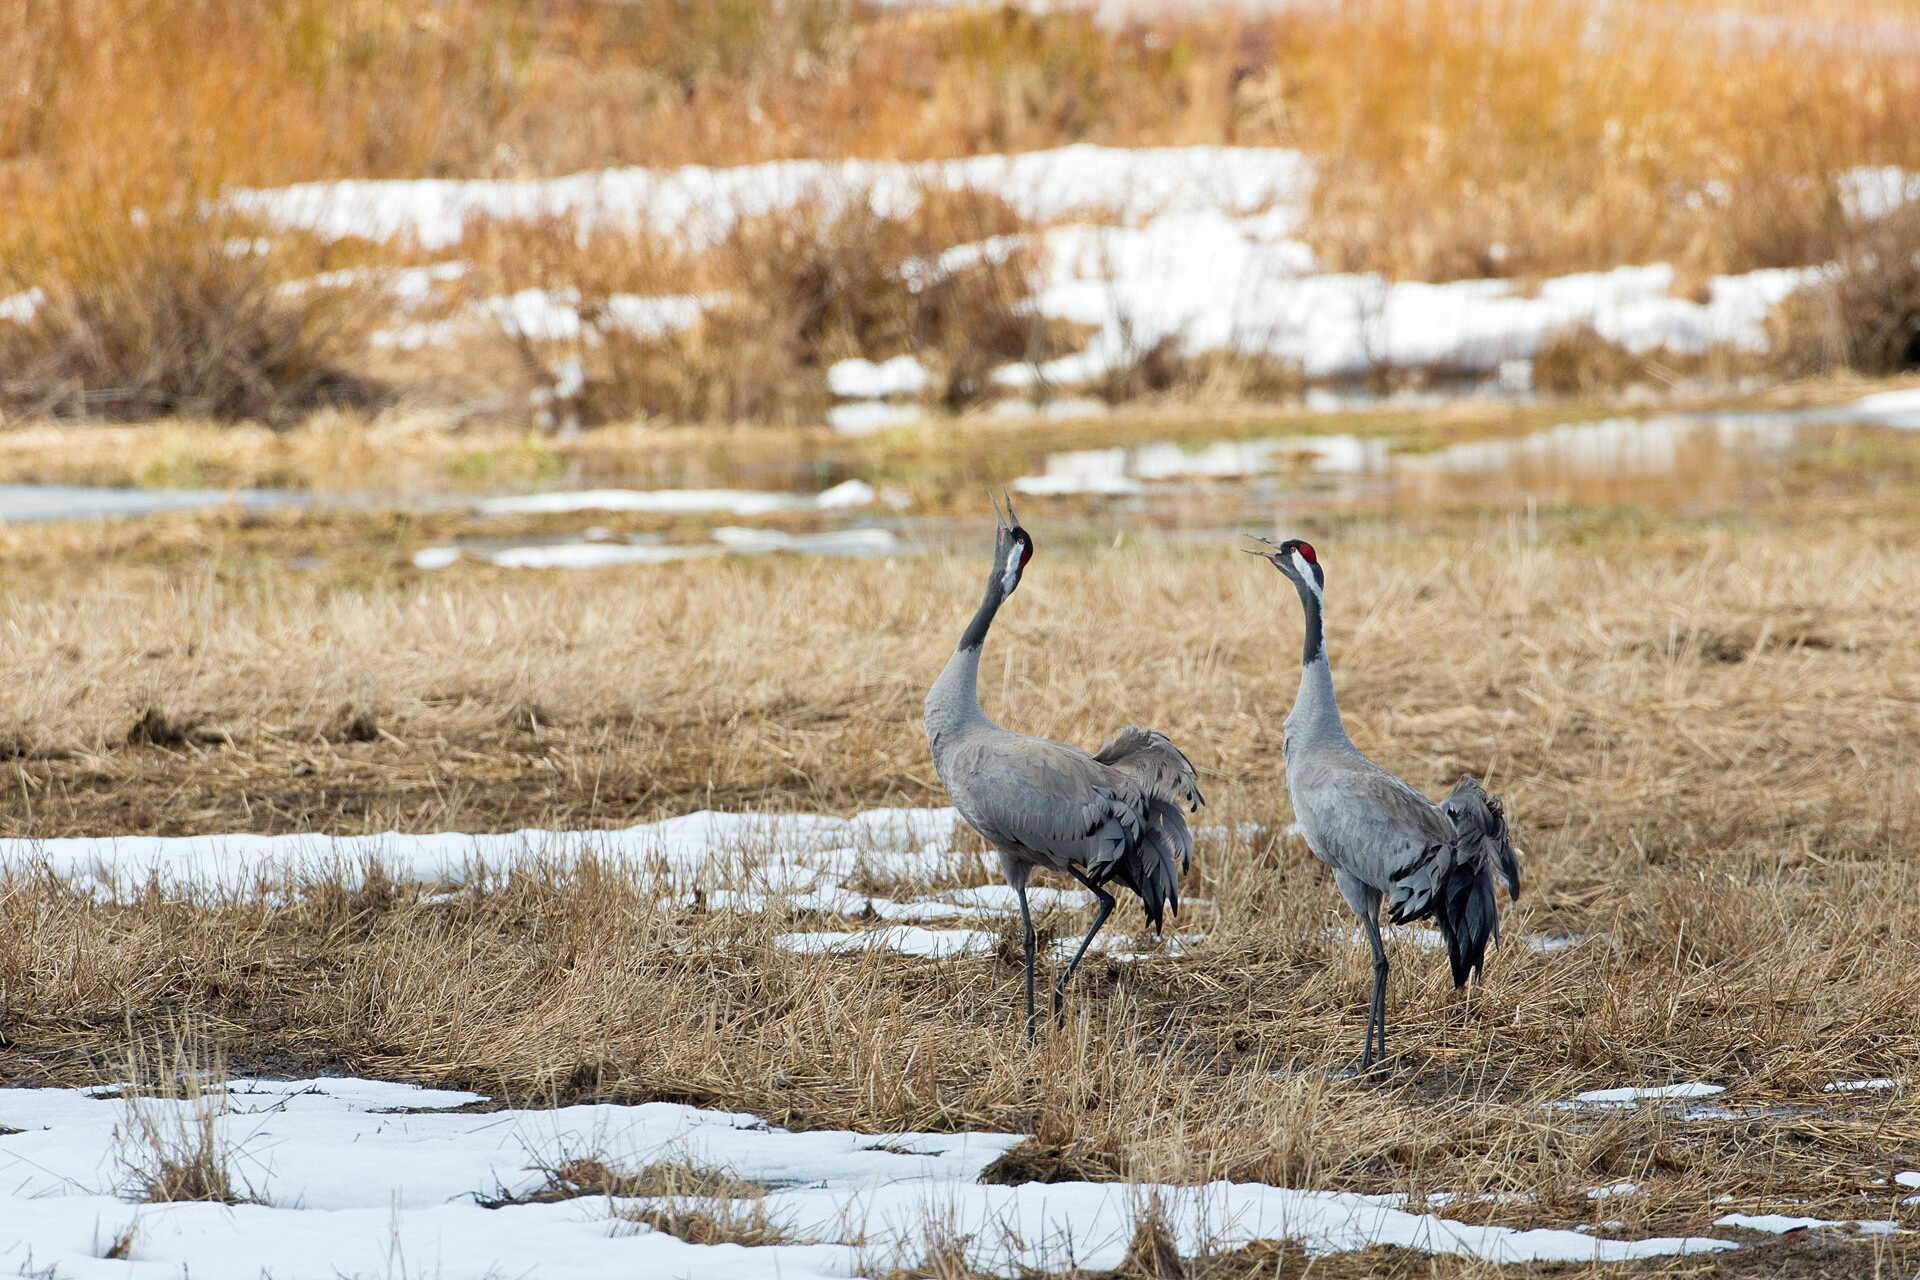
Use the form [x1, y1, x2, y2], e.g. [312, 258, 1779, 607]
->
[0, 1077, 1739, 1279]
[1000, 223, 1816, 384]
[229, 145, 1315, 251]
[479, 478, 874, 516]
[226, 148, 1920, 393]
[413, 525, 902, 570]
[0, 805, 1588, 967]
[0, 806, 962, 901]
[778, 926, 999, 959]
[1558, 1084, 1726, 1109]
[1841, 387, 1920, 430]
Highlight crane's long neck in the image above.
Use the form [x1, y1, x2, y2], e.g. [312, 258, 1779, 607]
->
[926, 571, 1006, 745]
[1287, 573, 1349, 746]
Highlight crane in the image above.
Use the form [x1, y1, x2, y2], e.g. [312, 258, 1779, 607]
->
[1246, 535, 1520, 1072]
[925, 494, 1204, 1042]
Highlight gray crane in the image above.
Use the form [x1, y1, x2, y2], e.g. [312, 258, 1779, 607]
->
[1246, 535, 1520, 1073]
[925, 495, 1204, 1042]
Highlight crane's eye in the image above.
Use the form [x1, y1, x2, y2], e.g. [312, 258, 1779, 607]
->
[1017, 535, 1032, 570]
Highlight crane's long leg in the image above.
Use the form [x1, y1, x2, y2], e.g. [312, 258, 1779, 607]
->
[1359, 910, 1390, 1075]
[1054, 866, 1117, 1024]
[1015, 880, 1039, 1045]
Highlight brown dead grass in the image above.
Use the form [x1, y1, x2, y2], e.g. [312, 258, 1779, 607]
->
[5, 470, 1920, 1257]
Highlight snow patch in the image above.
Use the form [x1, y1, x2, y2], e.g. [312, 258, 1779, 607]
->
[479, 482, 872, 517]
[230, 145, 1314, 252]
[776, 927, 998, 959]
[1565, 1084, 1725, 1107]
[1823, 1077, 1907, 1094]
[1715, 1213, 1898, 1235]
[1839, 388, 1920, 430]
[0, 287, 46, 323]
[0, 1076, 1737, 1278]
[828, 355, 933, 399]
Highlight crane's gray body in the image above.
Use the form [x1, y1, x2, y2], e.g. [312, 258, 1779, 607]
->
[928, 647, 1196, 896]
[926, 499, 1202, 1040]
[1284, 654, 1458, 928]
[1251, 536, 1519, 1070]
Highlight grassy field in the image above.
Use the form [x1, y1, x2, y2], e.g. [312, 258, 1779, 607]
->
[5, 417, 1920, 1274]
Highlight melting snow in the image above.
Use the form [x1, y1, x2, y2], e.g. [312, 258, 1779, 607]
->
[828, 355, 934, 399]
[225, 146, 1869, 391]
[479, 479, 873, 517]
[1838, 387, 1920, 430]
[0, 807, 960, 901]
[1003, 223, 1816, 384]
[0, 287, 46, 323]
[228, 145, 1314, 251]
[776, 927, 999, 959]
[413, 523, 900, 570]
[0, 1077, 1737, 1278]
[1565, 1084, 1725, 1107]
[1823, 1077, 1908, 1094]
[828, 401, 924, 434]
[1715, 1213, 1898, 1235]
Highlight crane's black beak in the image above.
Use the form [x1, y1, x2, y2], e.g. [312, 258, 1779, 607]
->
[1242, 535, 1285, 567]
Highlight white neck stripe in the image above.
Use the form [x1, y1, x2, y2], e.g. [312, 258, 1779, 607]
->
[1293, 551, 1321, 600]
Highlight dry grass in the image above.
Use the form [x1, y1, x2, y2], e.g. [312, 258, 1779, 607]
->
[466, 186, 1073, 427]
[112, 1017, 251, 1204]
[1287, 0, 1920, 284]
[4, 461, 1920, 1273]
[4, 1, 1919, 429]
[0, 180, 376, 423]
[1770, 203, 1920, 379]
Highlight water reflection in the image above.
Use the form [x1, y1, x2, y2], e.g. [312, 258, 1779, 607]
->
[1011, 407, 1885, 505]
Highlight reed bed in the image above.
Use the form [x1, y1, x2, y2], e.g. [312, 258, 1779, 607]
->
[3, 0, 1918, 424]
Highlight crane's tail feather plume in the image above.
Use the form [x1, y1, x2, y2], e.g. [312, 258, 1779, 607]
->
[1093, 726, 1203, 932]
[1445, 774, 1520, 900]
[1435, 859, 1501, 988]
[1111, 811, 1186, 932]
[1385, 774, 1519, 986]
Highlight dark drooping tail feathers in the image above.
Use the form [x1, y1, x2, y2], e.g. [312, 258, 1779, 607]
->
[1444, 773, 1520, 901]
[1094, 727, 1204, 933]
[1432, 774, 1521, 987]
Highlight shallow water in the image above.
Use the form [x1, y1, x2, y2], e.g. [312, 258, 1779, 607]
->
[0, 484, 302, 523]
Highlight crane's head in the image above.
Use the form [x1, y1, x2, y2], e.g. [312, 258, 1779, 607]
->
[1243, 534, 1323, 598]
[989, 489, 1034, 597]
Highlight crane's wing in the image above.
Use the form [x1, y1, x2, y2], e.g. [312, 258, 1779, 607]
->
[950, 729, 1196, 930]
[1291, 753, 1456, 925]
[1094, 726, 1205, 814]
[948, 734, 1151, 875]
[1444, 774, 1520, 900]
[1092, 725, 1204, 928]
